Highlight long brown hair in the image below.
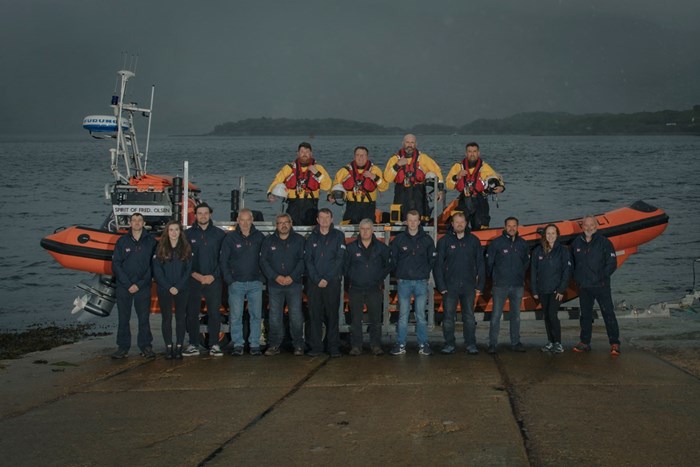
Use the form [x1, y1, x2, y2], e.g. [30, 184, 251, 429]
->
[156, 221, 192, 262]
[540, 224, 560, 255]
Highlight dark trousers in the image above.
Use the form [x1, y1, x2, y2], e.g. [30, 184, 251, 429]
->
[286, 198, 319, 226]
[442, 288, 477, 348]
[539, 293, 562, 343]
[307, 280, 342, 353]
[393, 184, 429, 221]
[343, 200, 376, 224]
[579, 286, 620, 345]
[115, 286, 152, 351]
[268, 283, 304, 349]
[186, 277, 222, 347]
[157, 288, 190, 346]
[348, 286, 383, 349]
[457, 194, 490, 230]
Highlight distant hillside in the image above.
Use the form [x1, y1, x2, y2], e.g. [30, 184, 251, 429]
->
[460, 107, 700, 135]
[208, 117, 403, 136]
[207, 107, 700, 136]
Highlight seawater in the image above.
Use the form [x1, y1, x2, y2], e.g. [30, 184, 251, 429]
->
[1, 134, 699, 330]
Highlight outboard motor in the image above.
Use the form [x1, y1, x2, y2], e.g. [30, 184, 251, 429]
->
[74, 274, 117, 317]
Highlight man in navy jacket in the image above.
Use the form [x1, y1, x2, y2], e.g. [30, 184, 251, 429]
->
[486, 216, 530, 354]
[434, 212, 485, 355]
[304, 208, 346, 357]
[220, 208, 266, 356]
[111, 212, 157, 359]
[570, 215, 620, 356]
[345, 218, 392, 356]
[260, 213, 306, 356]
[184, 203, 226, 357]
[389, 210, 436, 356]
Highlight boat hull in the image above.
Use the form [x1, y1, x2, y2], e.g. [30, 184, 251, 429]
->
[41, 200, 669, 313]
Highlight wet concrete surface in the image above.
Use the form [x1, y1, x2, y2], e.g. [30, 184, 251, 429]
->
[1, 316, 699, 466]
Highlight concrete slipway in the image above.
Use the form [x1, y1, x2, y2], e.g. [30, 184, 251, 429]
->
[1, 317, 699, 466]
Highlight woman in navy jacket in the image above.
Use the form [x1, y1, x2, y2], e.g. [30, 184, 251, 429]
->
[153, 221, 192, 359]
[530, 224, 571, 353]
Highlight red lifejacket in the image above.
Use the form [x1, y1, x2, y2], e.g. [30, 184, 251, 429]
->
[393, 148, 426, 186]
[454, 157, 485, 195]
[341, 161, 378, 194]
[284, 158, 321, 193]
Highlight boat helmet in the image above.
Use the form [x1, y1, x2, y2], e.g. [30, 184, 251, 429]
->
[331, 184, 346, 205]
[271, 183, 288, 199]
[485, 177, 502, 194]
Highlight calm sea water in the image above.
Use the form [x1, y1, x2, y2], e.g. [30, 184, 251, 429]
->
[1, 134, 699, 330]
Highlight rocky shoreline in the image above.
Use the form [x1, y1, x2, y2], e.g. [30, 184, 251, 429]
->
[0, 324, 110, 361]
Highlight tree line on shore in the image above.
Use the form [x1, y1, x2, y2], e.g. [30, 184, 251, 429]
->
[208, 106, 700, 136]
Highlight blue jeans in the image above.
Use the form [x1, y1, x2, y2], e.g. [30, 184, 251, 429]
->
[489, 285, 523, 347]
[228, 280, 263, 349]
[442, 289, 476, 348]
[116, 286, 152, 351]
[396, 279, 429, 346]
[267, 283, 304, 349]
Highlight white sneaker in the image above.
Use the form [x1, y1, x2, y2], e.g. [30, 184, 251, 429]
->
[552, 342, 564, 354]
[209, 344, 223, 357]
[182, 345, 201, 357]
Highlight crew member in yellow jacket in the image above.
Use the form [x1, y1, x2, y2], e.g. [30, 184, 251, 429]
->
[445, 142, 505, 230]
[267, 142, 332, 226]
[331, 146, 389, 224]
[383, 134, 444, 222]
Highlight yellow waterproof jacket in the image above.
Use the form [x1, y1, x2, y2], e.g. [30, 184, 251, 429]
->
[383, 152, 444, 186]
[332, 162, 388, 203]
[446, 160, 504, 193]
[267, 161, 332, 200]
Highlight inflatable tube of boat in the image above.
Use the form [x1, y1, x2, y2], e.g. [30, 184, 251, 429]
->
[82, 115, 130, 133]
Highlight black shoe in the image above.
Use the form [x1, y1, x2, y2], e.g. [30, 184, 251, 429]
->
[250, 347, 262, 356]
[164, 345, 174, 360]
[487, 345, 497, 355]
[111, 349, 128, 359]
[230, 346, 244, 357]
[174, 345, 183, 360]
[511, 343, 526, 353]
[140, 346, 156, 358]
[371, 346, 384, 356]
[329, 350, 342, 358]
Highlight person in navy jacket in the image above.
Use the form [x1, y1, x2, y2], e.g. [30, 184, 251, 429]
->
[184, 203, 226, 357]
[389, 209, 437, 356]
[153, 220, 192, 359]
[345, 218, 392, 356]
[111, 212, 157, 359]
[260, 213, 306, 356]
[434, 212, 485, 355]
[530, 224, 571, 354]
[304, 208, 346, 357]
[220, 208, 266, 356]
[486, 216, 530, 354]
[570, 215, 620, 356]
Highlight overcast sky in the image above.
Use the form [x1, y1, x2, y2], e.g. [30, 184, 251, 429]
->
[1, 0, 698, 135]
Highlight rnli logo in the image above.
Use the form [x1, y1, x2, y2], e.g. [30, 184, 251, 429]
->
[502, 249, 509, 254]
[450, 245, 456, 249]
[402, 246, 408, 251]
[610, 253, 616, 257]
[356, 252, 362, 257]
[235, 244, 242, 248]
[576, 248, 581, 252]
[312, 243, 318, 248]
[538, 255, 543, 260]
[191, 239, 197, 244]
[125, 248, 131, 253]
[271, 246, 277, 251]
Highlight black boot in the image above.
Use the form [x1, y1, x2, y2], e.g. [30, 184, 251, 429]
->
[174, 344, 183, 360]
[165, 344, 174, 360]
